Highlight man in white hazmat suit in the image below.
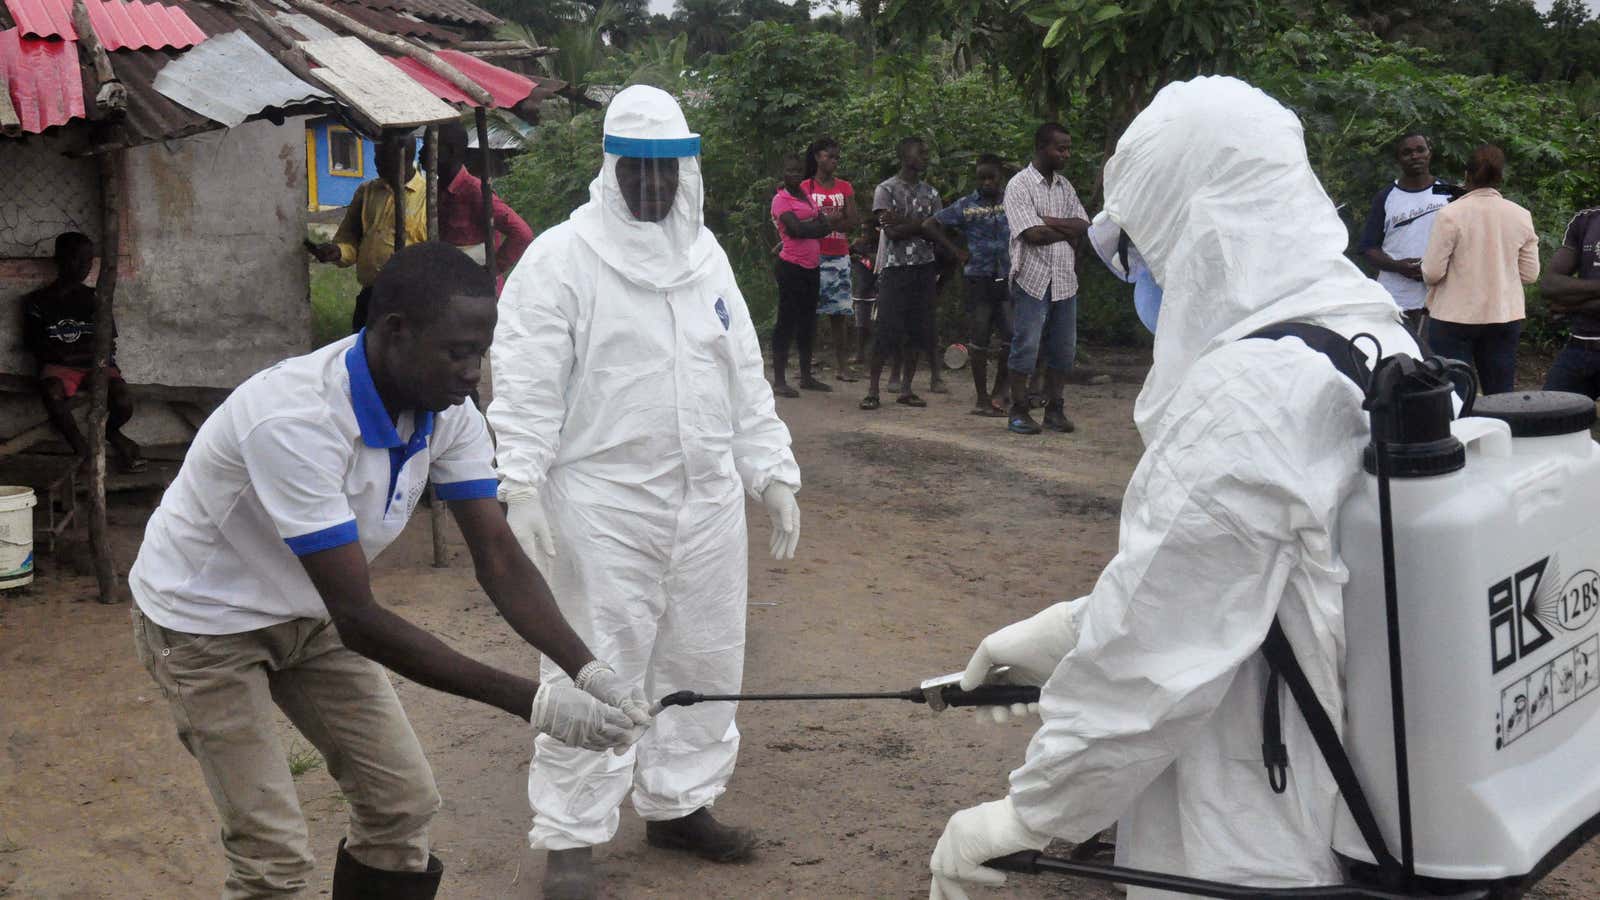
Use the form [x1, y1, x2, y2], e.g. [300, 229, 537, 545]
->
[927, 76, 1420, 899]
[487, 85, 801, 900]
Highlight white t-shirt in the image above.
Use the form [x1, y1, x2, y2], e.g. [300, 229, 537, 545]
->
[1359, 180, 1459, 311]
[130, 333, 498, 635]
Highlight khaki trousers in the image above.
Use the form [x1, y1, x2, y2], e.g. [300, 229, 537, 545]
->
[132, 608, 440, 899]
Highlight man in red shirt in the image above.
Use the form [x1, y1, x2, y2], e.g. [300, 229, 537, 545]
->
[437, 122, 534, 294]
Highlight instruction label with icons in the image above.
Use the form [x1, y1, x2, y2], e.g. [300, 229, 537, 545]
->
[1492, 551, 1600, 751]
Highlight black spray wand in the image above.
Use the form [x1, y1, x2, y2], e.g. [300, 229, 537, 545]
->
[651, 671, 1040, 716]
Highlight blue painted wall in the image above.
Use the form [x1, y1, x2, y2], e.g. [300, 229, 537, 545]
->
[307, 117, 377, 209]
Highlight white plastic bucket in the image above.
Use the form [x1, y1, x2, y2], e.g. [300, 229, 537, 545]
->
[0, 486, 37, 590]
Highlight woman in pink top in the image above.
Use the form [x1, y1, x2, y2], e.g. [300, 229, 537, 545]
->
[770, 153, 834, 397]
[1421, 144, 1540, 394]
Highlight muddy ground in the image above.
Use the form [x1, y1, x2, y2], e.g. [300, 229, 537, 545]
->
[2, 346, 1595, 898]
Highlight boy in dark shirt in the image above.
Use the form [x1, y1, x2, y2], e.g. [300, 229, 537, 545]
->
[1541, 207, 1600, 398]
[21, 232, 143, 471]
[925, 154, 1012, 415]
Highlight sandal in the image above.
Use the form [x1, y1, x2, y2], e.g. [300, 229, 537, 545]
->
[928, 381, 951, 394]
[835, 370, 860, 383]
[799, 378, 834, 392]
[859, 394, 881, 410]
[896, 393, 927, 408]
[773, 382, 800, 399]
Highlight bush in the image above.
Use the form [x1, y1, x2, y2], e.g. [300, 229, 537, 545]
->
[1250, 34, 1600, 350]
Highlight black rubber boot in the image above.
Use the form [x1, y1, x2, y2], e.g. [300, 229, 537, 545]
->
[331, 839, 443, 900]
[1007, 372, 1041, 434]
[1042, 399, 1076, 433]
[645, 808, 757, 862]
[542, 847, 595, 900]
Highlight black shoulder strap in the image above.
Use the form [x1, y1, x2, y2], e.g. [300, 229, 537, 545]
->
[1261, 622, 1402, 873]
[1243, 322, 1370, 389]
[1243, 323, 1400, 874]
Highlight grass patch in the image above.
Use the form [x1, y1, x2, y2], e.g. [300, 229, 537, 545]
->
[287, 741, 324, 778]
[310, 262, 359, 348]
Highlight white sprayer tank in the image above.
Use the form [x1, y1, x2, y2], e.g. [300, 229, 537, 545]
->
[1334, 391, 1600, 879]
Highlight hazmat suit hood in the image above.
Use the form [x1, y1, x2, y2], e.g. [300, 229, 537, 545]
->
[1101, 76, 1402, 442]
[569, 84, 719, 291]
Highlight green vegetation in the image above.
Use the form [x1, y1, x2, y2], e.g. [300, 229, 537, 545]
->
[310, 262, 359, 348]
[496, 1, 1600, 349]
[286, 741, 324, 778]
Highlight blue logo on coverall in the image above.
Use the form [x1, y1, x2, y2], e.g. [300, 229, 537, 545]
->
[714, 297, 730, 330]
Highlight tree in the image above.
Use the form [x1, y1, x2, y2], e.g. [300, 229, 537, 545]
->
[674, 0, 739, 58]
[881, 0, 1284, 171]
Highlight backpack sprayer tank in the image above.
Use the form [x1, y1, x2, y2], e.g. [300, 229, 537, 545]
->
[1334, 363, 1600, 881]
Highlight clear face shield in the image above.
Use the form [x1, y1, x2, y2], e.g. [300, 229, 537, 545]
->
[613, 156, 682, 224]
[1088, 214, 1163, 335]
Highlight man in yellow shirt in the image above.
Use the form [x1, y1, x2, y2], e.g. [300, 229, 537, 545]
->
[311, 133, 429, 332]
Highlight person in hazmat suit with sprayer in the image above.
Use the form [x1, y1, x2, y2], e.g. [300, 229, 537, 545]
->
[487, 85, 802, 900]
[927, 76, 1421, 898]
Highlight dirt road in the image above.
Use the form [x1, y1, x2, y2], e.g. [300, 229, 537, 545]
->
[2, 348, 1595, 898]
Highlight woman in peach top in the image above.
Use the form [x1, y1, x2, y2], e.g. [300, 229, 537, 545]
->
[1420, 144, 1540, 394]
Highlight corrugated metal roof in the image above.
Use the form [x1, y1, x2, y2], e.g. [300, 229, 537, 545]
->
[0, 26, 85, 132]
[325, 1, 459, 42]
[153, 29, 329, 127]
[300, 35, 458, 128]
[387, 49, 532, 109]
[0, 0, 545, 145]
[87, 0, 206, 49]
[271, 10, 338, 41]
[5, 0, 206, 49]
[346, 0, 497, 28]
[2, 0, 73, 39]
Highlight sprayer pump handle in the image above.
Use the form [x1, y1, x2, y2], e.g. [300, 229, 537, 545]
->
[983, 850, 1043, 874]
[938, 683, 1042, 707]
[656, 690, 700, 709]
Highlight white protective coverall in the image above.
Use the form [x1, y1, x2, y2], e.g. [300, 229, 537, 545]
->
[930, 76, 1420, 898]
[488, 86, 801, 850]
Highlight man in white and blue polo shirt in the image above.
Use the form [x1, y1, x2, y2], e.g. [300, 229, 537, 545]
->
[128, 244, 649, 900]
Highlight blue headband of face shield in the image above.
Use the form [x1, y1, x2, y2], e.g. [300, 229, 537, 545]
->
[603, 135, 702, 158]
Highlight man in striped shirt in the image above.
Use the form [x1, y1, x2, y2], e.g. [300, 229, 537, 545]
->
[1002, 123, 1090, 435]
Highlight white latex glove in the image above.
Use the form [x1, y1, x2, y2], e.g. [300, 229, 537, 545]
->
[762, 482, 801, 560]
[574, 660, 652, 738]
[960, 600, 1083, 724]
[529, 682, 639, 752]
[928, 797, 1049, 900]
[504, 485, 556, 563]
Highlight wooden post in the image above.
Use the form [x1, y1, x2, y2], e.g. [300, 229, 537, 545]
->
[422, 125, 449, 568]
[391, 133, 406, 253]
[474, 107, 497, 286]
[424, 126, 440, 240]
[88, 147, 123, 604]
[72, 0, 127, 115]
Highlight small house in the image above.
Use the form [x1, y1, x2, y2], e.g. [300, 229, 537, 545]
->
[305, 115, 377, 210]
[0, 0, 559, 597]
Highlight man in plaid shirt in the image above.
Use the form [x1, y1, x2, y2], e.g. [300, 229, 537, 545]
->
[1002, 123, 1090, 435]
